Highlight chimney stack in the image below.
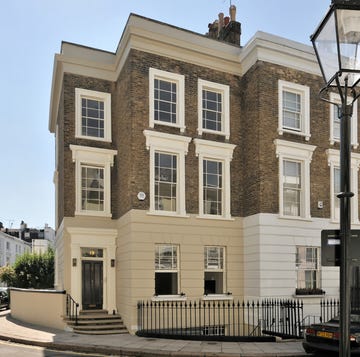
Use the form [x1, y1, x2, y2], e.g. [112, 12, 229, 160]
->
[206, 5, 241, 46]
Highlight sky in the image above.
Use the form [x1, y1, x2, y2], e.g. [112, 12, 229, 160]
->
[0, 0, 331, 229]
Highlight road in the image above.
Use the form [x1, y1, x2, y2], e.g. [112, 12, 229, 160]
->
[0, 340, 110, 357]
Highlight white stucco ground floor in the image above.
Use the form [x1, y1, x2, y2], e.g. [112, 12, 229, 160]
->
[54, 210, 346, 333]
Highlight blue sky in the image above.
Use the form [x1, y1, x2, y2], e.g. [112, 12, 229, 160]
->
[0, 0, 330, 229]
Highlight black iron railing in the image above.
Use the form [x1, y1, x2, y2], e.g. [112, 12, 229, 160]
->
[137, 299, 304, 341]
[66, 294, 79, 325]
[261, 299, 303, 339]
[320, 299, 339, 323]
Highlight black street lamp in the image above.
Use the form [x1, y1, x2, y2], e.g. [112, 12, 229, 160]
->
[311, 1, 360, 356]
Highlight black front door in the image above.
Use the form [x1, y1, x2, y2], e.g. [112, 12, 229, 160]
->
[82, 261, 103, 310]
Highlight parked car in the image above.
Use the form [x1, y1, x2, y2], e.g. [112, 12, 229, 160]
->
[0, 288, 9, 310]
[303, 315, 360, 355]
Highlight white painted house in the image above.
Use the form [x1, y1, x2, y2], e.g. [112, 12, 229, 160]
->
[0, 231, 31, 267]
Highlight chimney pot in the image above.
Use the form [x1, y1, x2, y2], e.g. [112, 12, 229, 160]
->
[230, 5, 236, 22]
[218, 12, 224, 34]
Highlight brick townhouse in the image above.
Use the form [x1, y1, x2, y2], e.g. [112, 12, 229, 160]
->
[48, 6, 359, 332]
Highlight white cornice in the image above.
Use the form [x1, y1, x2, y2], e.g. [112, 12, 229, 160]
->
[240, 31, 321, 77]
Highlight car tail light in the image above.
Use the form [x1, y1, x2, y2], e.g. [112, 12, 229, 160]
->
[331, 332, 358, 343]
[306, 328, 316, 336]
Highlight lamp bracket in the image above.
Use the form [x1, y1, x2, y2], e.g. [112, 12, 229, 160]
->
[319, 75, 360, 107]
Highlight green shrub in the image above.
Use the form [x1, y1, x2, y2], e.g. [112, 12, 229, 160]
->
[0, 249, 54, 289]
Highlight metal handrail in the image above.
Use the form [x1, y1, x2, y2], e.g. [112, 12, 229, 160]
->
[66, 294, 79, 325]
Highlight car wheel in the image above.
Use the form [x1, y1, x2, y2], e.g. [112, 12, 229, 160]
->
[303, 345, 315, 354]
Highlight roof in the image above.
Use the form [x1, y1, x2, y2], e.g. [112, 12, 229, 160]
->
[48, 13, 320, 133]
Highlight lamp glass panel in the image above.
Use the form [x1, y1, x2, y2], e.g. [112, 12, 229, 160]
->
[314, 11, 339, 84]
[336, 8, 360, 86]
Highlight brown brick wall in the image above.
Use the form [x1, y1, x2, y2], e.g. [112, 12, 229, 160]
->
[59, 74, 114, 221]
[110, 49, 242, 219]
[240, 60, 360, 219]
[57, 49, 360, 223]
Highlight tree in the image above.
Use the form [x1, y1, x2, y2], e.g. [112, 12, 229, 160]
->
[0, 265, 16, 286]
[0, 249, 54, 289]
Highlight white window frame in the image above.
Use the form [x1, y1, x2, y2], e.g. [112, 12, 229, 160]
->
[296, 246, 321, 291]
[144, 130, 191, 217]
[194, 139, 236, 220]
[75, 88, 111, 142]
[198, 79, 230, 139]
[149, 68, 185, 132]
[329, 93, 358, 148]
[80, 165, 105, 213]
[327, 149, 360, 224]
[278, 80, 310, 141]
[70, 145, 117, 217]
[275, 139, 316, 220]
[154, 151, 178, 212]
[154, 244, 184, 300]
[204, 246, 225, 295]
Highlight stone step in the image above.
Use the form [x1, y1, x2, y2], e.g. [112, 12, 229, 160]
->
[74, 329, 128, 335]
[64, 311, 128, 335]
[72, 314, 123, 321]
[73, 323, 126, 330]
[70, 318, 124, 325]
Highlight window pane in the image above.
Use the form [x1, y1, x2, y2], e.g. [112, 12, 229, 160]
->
[334, 167, 341, 220]
[203, 89, 223, 132]
[203, 160, 222, 215]
[283, 91, 301, 131]
[155, 152, 177, 212]
[204, 272, 223, 294]
[154, 78, 177, 124]
[204, 246, 224, 294]
[155, 245, 177, 270]
[204, 247, 224, 270]
[155, 272, 178, 295]
[81, 97, 105, 138]
[283, 160, 301, 216]
[296, 246, 320, 290]
[81, 166, 105, 211]
[155, 244, 178, 295]
[334, 105, 341, 140]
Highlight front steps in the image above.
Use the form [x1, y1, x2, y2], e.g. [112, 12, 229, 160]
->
[65, 310, 128, 335]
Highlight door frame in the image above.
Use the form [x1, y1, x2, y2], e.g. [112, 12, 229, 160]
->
[81, 259, 104, 310]
[68, 228, 117, 315]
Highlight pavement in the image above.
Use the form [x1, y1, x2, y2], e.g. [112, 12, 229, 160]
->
[0, 310, 312, 356]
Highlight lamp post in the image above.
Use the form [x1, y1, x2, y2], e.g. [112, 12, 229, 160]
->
[311, 1, 360, 356]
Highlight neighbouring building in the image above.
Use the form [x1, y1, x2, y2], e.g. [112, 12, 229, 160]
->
[5, 222, 55, 254]
[48, 7, 356, 333]
[0, 231, 31, 269]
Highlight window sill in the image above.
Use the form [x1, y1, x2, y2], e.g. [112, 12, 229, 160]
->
[197, 129, 229, 140]
[152, 295, 187, 302]
[196, 215, 234, 221]
[75, 134, 111, 143]
[331, 219, 360, 225]
[75, 211, 112, 218]
[147, 211, 190, 219]
[151, 121, 186, 133]
[278, 128, 311, 141]
[278, 214, 312, 222]
[293, 294, 325, 299]
[330, 139, 359, 149]
[294, 288, 325, 298]
[202, 294, 233, 301]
